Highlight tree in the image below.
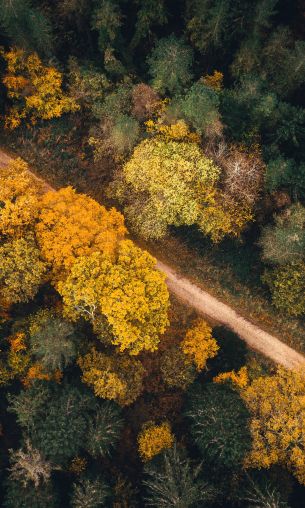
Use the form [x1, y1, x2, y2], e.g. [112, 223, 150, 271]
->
[4, 477, 58, 508]
[1, 48, 78, 129]
[91, 0, 123, 56]
[0, 158, 41, 237]
[28, 309, 77, 372]
[71, 475, 109, 508]
[138, 422, 174, 461]
[58, 240, 169, 355]
[160, 347, 196, 389]
[186, 382, 251, 469]
[147, 35, 193, 95]
[89, 114, 140, 161]
[263, 262, 305, 316]
[262, 27, 305, 98]
[131, 83, 159, 120]
[181, 318, 219, 371]
[0, 0, 53, 56]
[8, 441, 55, 488]
[259, 204, 305, 265]
[8, 381, 99, 465]
[0, 234, 47, 305]
[84, 402, 123, 458]
[36, 186, 126, 281]
[143, 444, 215, 507]
[185, 0, 250, 54]
[243, 368, 305, 484]
[178, 82, 221, 137]
[7, 382, 50, 433]
[234, 471, 290, 508]
[215, 144, 265, 206]
[110, 138, 220, 239]
[78, 348, 145, 406]
[129, 0, 167, 51]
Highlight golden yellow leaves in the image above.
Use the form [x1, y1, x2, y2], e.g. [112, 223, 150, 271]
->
[78, 348, 145, 405]
[1, 47, 79, 129]
[181, 318, 219, 371]
[36, 186, 126, 280]
[58, 240, 169, 355]
[0, 158, 41, 237]
[216, 366, 305, 484]
[214, 366, 249, 389]
[138, 422, 174, 461]
[242, 368, 305, 483]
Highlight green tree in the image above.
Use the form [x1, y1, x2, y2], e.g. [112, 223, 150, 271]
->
[0, 0, 53, 56]
[185, 0, 251, 54]
[234, 471, 290, 508]
[28, 309, 77, 372]
[186, 383, 251, 469]
[147, 35, 193, 94]
[178, 82, 221, 137]
[129, 0, 167, 51]
[84, 402, 123, 458]
[4, 477, 58, 508]
[259, 204, 305, 266]
[8, 382, 98, 465]
[263, 263, 305, 317]
[71, 475, 110, 508]
[143, 444, 215, 507]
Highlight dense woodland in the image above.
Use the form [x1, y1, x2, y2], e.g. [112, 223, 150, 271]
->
[0, 0, 305, 506]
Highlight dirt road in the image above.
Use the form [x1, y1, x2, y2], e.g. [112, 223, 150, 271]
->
[1, 149, 305, 369]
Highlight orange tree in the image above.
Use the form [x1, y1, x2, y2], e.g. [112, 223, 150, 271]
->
[58, 240, 169, 355]
[1, 47, 79, 129]
[36, 186, 126, 281]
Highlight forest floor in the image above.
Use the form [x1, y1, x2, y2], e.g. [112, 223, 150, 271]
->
[1, 148, 305, 370]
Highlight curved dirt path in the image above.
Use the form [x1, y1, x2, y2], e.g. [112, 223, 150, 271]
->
[157, 261, 305, 369]
[1, 149, 305, 369]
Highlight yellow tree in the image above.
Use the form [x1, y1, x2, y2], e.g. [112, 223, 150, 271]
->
[110, 138, 220, 239]
[58, 240, 169, 355]
[36, 186, 126, 281]
[0, 158, 41, 237]
[78, 348, 145, 406]
[0, 234, 47, 305]
[138, 422, 174, 461]
[181, 318, 218, 371]
[243, 368, 305, 484]
[1, 47, 79, 129]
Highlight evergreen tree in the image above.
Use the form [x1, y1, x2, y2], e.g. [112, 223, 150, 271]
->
[71, 474, 110, 508]
[143, 444, 215, 507]
[186, 382, 251, 469]
[0, 0, 53, 56]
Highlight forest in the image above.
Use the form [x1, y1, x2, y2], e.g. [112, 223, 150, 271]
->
[0, 0, 305, 506]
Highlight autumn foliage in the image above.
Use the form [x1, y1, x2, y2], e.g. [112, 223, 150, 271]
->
[78, 348, 145, 406]
[36, 186, 126, 280]
[243, 368, 305, 484]
[1, 47, 78, 129]
[0, 158, 41, 237]
[58, 240, 169, 355]
[181, 318, 219, 371]
[138, 422, 174, 461]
